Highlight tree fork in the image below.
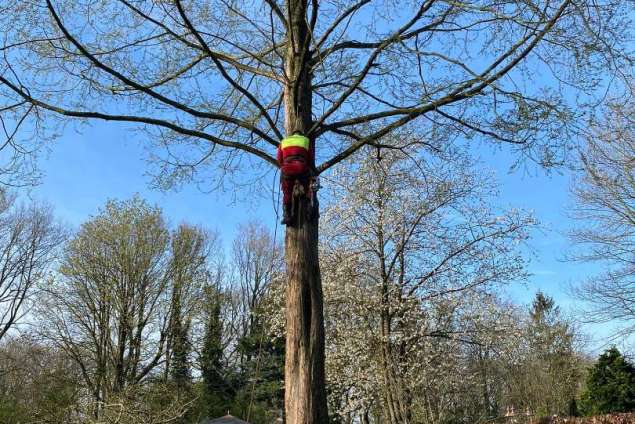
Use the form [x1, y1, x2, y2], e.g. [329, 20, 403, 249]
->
[284, 0, 328, 423]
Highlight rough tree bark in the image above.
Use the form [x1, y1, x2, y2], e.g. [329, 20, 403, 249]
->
[377, 192, 411, 424]
[283, 1, 328, 423]
[284, 209, 327, 424]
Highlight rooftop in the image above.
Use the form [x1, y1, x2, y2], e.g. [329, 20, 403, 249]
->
[201, 415, 252, 424]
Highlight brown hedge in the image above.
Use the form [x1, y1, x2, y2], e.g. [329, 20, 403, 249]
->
[530, 413, 635, 424]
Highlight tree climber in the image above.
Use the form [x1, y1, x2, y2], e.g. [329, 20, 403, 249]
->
[277, 132, 314, 225]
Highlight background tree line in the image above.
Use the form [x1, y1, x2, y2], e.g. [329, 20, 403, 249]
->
[0, 193, 286, 423]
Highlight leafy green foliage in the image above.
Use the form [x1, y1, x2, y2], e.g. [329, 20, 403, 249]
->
[236, 314, 285, 422]
[581, 347, 635, 415]
[197, 285, 233, 419]
[170, 312, 192, 388]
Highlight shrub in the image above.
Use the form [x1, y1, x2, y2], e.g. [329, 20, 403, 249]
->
[580, 347, 635, 415]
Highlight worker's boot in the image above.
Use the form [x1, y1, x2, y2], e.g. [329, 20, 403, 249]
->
[281, 204, 293, 225]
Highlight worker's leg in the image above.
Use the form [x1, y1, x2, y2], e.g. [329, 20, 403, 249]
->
[281, 159, 309, 225]
[299, 174, 310, 195]
[299, 174, 319, 220]
[281, 175, 293, 205]
[280, 175, 294, 225]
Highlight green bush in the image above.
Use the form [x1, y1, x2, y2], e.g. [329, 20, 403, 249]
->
[581, 347, 635, 415]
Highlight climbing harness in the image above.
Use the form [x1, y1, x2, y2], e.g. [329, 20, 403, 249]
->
[288, 173, 320, 226]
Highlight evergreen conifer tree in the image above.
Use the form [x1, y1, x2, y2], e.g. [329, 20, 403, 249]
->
[199, 285, 231, 418]
[236, 313, 285, 421]
[170, 301, 192, 388]
[581, 347, 635, 415]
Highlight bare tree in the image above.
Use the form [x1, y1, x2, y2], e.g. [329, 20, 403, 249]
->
[77, 383, 196, 424]
[0, 0, 627, 420]
[39, 197, 173, 418]
[232, 221, 283, 348]
[570, 95, 635, 338]
[0, 189, 63, 341]
[230, 221, 285, 421]
[0, 334, 81, 423]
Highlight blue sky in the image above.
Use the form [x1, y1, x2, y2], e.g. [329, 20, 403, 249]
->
[28, 121, 275, 232]
[477, 145, 617, 352]
[22, 117, 618, 354]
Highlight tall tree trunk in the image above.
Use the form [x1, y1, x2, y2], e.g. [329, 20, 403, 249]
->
[283, 1, 328, 423]
[377, 195, 410, 424]
[284, 214, 327, 423]
[380, 312, 410, 424]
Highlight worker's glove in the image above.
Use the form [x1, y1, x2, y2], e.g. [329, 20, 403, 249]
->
[310, 176, 321, 192]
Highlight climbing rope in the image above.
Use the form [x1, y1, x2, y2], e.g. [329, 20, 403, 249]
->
[247, 170, 282, 422]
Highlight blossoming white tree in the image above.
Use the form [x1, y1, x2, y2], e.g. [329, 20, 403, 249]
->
[320, 147, 534, 423]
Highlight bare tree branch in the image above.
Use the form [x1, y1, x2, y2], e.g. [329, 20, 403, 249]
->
[0, 75, 277, 166]
[317, 0, 572, 172]
[173, 0, 284, 140]
[45, 0, 279, 147]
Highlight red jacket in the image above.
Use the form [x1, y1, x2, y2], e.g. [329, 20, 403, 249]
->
[277, 134, 313, 166]
[277, 135, 313, 178]
[277, 145, 313, 166]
